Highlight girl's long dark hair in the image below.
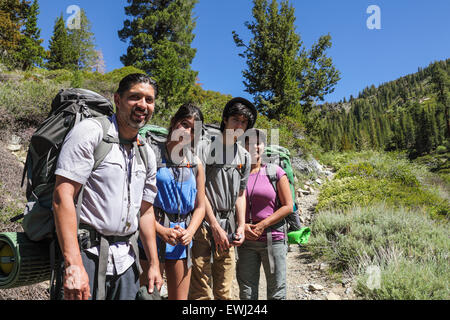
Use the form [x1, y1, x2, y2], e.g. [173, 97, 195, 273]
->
[167, 103, 204, 150]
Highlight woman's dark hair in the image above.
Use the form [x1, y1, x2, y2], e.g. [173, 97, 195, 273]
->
[116, 73, 158, 97]
[168, 103, 204, 145]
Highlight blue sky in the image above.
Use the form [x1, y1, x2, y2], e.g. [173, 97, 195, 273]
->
[36, 0, 450, 103]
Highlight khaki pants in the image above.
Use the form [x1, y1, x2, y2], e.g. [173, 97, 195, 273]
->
[188, 225, 235, 300]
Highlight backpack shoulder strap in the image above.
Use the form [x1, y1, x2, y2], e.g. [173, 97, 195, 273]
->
[92, 116, 115, 171]
[265, 162, 278, 194]
[136, 133, 149, 169]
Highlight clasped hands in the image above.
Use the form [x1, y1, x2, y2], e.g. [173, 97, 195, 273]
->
[244, 223, 265, 241]
[162, 224, 193, 246]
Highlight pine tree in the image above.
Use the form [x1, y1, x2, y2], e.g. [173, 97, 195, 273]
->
[0, 0, 29, 66]
[432, 63, 450, 138]
[233, 0, 340, 120]
[404, 112, 416, 149]
[47, 14, 76, 70]
[429, 110, 439, 148]
[15, 0, 46, 70]
[68, 9, 97, 70]
[118, 0, 198, 113]
[415, 110, 432, 155]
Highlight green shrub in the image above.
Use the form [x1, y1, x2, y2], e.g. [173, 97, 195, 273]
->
[317, 176, 448, 220]
[355, 257, 449, 300]
[42, 69, 74, 82]
[0, 79, 66, 127]
[317, 151, 448, 219]
[436, 145, 447, 154]
[101, 66, 147, 84]
[307, 204, 450, 299]
[71, 70, 84, 88]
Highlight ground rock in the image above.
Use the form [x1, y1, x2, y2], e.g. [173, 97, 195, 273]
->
[326, 292, 341, 300]
[308, 284, 324, 291]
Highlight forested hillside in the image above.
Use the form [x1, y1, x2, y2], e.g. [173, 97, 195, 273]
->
[314, 59, 449, 159]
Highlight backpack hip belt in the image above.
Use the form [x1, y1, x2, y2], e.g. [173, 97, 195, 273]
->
[77, 223, 142, 300]
[202, 208, 237, 262]
[217, 209, 236, 234]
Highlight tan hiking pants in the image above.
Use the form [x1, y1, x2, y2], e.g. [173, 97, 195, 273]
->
[188, 225, 235, 300]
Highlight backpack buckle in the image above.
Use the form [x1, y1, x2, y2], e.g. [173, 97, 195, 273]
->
[137, 136, 145, 146]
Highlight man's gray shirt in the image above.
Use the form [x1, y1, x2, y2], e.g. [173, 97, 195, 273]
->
[55, 115, 157, 275]
[197, 135, 251, 214]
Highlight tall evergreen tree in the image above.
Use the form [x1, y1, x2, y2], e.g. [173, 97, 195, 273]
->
[432, 63, 450, 138]
[15, 0, 46, 70]
[47, 14, 75, 70]
[429, 110, 439, 148]
[68, 9, 97, 70]
[118, 0, 198, 113]
[415, 110, 433, 155]
[233, 0, 340, 120]
[0, 0, 29, 66]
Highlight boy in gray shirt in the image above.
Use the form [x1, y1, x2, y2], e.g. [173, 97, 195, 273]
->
[189, 97, 257, 300]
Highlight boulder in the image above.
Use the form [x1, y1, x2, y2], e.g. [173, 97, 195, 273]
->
[7, 144, 21, 152]
[326, 292, 340, 300]
[297, 188, 310, 196]
[308, 284, 324, 291]
[0, 73, 22, 82]
[319, 263, 329, 271]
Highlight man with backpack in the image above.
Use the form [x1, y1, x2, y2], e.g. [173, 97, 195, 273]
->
[188, 97, 256, 300]
[52, 73, 162, 300]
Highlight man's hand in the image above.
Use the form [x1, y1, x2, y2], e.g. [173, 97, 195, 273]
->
[231, 226, 245, 247]
[146, 264, 163, 294]
[211, 223, 230, 253]
[63, 263, 91, 300]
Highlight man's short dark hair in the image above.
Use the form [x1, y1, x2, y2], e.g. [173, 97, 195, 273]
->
[116, 73, 158, 97]
[220, 97, 257, 132]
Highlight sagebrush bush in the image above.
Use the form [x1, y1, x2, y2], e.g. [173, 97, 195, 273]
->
[307, 204, 450, 299]
[0, 78, 66, 128]
[317, 151, 449, 220]
[0, 143, 26, 223]
[355, 255, 449, 300]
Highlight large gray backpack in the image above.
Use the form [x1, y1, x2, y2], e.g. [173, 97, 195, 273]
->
[12, 88, 147, 242]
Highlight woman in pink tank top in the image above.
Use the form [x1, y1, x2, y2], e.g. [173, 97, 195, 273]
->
[236, 128, 293, 300]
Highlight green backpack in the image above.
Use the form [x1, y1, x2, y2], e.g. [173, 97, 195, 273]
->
[263, 145, 302, 232]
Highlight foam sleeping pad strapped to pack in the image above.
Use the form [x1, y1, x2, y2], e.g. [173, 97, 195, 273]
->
[0, 232, 51, 289]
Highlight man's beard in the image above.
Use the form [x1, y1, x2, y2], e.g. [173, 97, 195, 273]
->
[124, 106, 151, 130]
